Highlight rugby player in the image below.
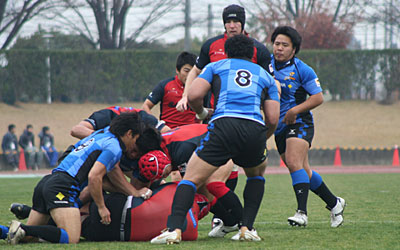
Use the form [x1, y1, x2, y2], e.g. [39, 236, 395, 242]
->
[151, 34, 280, 244]
[271, 26, 346, 227]
[6, 113, 152, 244]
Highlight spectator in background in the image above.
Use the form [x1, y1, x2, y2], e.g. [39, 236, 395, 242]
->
[39, 126, 58, 168]
[19, 124, 43, 170]
[142, 51, 200, 129]
[1, 124, 19, 171]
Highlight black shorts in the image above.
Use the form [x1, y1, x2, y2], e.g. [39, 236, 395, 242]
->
[196, 118, 268, 168]
[275, 123, 314, 155]
[81, 193, 126, 241]
[32, 172, 81, 214]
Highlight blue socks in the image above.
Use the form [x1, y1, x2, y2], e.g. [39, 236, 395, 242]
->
[0, 225, 9, 239]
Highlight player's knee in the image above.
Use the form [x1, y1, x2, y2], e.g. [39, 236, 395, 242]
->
[65, 229, 80, 244]
[284, 157, 303, 171]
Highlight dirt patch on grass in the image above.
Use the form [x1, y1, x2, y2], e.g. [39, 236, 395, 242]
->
[1, 101, 399, 151]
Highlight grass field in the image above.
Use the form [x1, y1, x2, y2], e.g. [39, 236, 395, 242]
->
[1, 100, 400, 152]
[0, 173, 399, 249]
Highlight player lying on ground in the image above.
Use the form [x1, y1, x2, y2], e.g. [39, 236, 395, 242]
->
[125, 123, 245, 238]
[2, 153, 207, 243]
[70, 106, 170, 140]
[4, 113, 153, 245]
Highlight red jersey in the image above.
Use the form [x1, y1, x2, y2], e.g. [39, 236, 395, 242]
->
[128, 183, 209, 241]
[196, 33, 272, 72]
[160, 124, 208, 174]
[195, 33, 272, 111]
[146, 76, 200, 129]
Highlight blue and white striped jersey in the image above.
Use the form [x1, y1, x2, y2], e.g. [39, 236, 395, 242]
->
[198, 58, 280, 125]
[271, 56, 322, 135]
[53, 127, 123, 190]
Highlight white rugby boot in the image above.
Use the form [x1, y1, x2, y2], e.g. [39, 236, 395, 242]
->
[288, 210, 308, 227]
[231, 227, 261, 241]
[150, 228, 181, 244]
[208, 219, 239, 238]
[7, 220, 25, 245]
[329, 197, 346, 228]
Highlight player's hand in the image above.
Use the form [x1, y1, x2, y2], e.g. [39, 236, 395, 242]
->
[98, 206, 111, 225]
[176, 96, 188, 112]
[138, 187, 152, 200]
[282, 109, 296, 125]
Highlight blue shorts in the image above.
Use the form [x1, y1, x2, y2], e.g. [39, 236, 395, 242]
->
[274, 123, 314, 155]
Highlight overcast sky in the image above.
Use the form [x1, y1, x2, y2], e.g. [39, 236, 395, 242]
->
[14, 0, 400, 49]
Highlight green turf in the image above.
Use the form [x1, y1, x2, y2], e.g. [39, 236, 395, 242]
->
[0, 173, 399, 249]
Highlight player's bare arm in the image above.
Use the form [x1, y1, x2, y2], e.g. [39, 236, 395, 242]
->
[141, 99, 156, 115]
[88, 161, 110, 225]
[106, 163, 152, 199]
[263, 100, 280, 140]
[70, 120, 94, 139]
[283, 92, 323, 125]
[187, 77, 211, 119]
[176, 65, 202, 111]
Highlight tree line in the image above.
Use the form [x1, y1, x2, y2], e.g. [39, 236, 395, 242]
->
[0, 49, 399, 105]
[1, 1, 399, 50]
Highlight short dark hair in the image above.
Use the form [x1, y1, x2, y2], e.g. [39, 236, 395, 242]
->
[136, 125, 162, 154]
[176, 51, 197, 71]
[27, 124, 33, 129]
[109, 112, 142, 138]
[271, 26, 302, 54]
[224, 34, 254, 60]
[8, 124, 15, 131]
[42, 126, 49, 133]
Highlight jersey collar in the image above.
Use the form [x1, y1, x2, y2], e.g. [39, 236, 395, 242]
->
[175, 75, 184, 87]
[274, 57, 295, 71]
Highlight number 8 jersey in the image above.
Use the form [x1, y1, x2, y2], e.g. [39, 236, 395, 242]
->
[198, 58, 280, 125]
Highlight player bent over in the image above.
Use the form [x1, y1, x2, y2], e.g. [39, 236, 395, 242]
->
[128, 124, 244, 238]
[2, 151, 208, 243]
[150, 34, 280, 244]
[6, 113, 151, 244]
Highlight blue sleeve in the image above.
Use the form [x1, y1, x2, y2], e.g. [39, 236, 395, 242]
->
[96, 139, 122, 172]
[263, 73, 280, 102]
[198, 64, 214, 83]
[298, 62, 322, 95]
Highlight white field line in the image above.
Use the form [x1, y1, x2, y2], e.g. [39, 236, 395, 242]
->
[199, 220, 399, 225]
[0, 174, 46, 178]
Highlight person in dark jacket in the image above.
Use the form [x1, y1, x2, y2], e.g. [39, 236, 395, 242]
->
[1, 124, 19, 171]
[19, 124, 43, 170]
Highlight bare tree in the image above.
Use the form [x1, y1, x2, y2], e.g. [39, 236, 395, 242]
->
[243, 0, 372, 48]
[0, 0, 61, 49]
[54, 0, 183, 49]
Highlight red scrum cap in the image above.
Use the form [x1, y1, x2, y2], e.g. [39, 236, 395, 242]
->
[139, 150, 171, 182]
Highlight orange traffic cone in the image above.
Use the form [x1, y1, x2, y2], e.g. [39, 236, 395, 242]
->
[280, 158, 286, 167]
[18, 149, 27, 171]
[333, 146, 342, 167]
[393, 145, 399, 167]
